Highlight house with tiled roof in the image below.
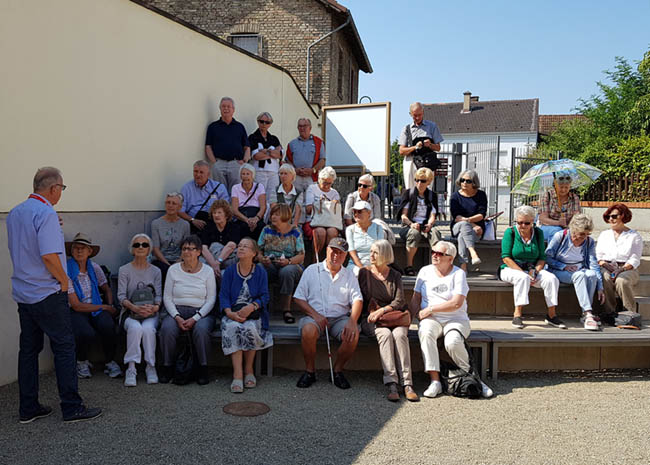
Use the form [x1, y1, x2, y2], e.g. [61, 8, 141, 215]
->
[423, 91, 539, 219]
[538, 114, 587, 139]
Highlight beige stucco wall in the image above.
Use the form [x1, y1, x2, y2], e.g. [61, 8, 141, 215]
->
[0, 0, 318, 386]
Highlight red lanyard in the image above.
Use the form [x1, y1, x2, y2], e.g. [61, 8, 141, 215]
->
[29, 194, 49, 205]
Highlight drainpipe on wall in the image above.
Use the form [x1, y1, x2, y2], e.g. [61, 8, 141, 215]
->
[306, 14, 352, 102]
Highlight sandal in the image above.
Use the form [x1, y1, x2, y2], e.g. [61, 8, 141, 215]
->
[230, 379, 244, 393]
[283, 311, 295, 324]
[244, 374, 257, 389]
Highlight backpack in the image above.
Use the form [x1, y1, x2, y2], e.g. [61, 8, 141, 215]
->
[440, 329, 483, 399]
[128, 282, 156, 321]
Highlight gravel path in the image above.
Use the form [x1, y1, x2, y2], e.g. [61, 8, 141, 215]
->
[2, 369, 650, 465]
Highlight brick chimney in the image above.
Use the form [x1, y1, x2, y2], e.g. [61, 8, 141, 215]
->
[462, 91, 471, 113]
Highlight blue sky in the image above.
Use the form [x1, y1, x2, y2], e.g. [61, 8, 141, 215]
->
[350, 0, 650, 140]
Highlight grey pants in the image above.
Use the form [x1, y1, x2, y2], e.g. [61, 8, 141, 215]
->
[452, 221, 479, 265]
[211, 159, 243, 194]
[159, 306, 216, 367]
[360, 320, 413, 386]
[264, 263, 303, 296]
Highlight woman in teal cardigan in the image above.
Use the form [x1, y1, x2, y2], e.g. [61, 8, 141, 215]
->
[499, 206, 561, 329]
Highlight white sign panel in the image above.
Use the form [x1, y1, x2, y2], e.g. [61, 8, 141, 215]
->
[323, 102, 391, 175]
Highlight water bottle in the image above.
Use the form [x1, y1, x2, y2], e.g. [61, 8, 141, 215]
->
[610, 260, 618, 279]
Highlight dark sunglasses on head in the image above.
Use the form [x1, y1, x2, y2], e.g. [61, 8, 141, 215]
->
[358, 183, 371, 189]
[516, 221, 531, 226]
[258, 120, 271, 124]
[415, 179, 428, 184]
[556, 176, 571, 182]
[432, 251, 450, 258]
[132, 242, 150, 248]
[460, 178, 473, 184]
[604, 214, 619, 220]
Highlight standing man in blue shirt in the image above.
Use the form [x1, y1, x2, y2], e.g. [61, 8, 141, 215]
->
[7, 167, 101, 423]
[205, 97, 251, 193]
[179, 160, 230, 233]
[398, 102, 444, 191]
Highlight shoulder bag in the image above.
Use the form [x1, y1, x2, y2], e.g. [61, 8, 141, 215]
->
[311, 195, 343, 230]
[363, 271, 411, 328]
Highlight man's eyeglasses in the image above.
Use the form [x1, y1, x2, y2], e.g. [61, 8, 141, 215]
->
[460, 178, 473, 184]
[604, 214, 619, 220]
[358, 183, 371, 189]
[182, 246, 198, 252]
[258, 120, 271, 125]
[432, 251, 450, 258]
[516, 221, 532, 226]
[415, 179, 428, 184]
[132, 242, 150, 248]
[55, 184, 67, 191]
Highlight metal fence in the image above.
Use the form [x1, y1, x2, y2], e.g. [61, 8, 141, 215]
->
[508, 148, 559, 221]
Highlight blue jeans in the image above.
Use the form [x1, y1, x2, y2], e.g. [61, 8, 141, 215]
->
[539, 225, 563, 242]
[551, 268, 598, 312]
[17, 291, 83, 418]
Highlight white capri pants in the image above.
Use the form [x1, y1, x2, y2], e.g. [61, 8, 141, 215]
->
[500, 268, 559, 308]
[123, 315, 158, 366]
[418, 318, 471, 373]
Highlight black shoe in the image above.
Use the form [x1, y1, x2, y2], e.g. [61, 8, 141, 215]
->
[63, 406, 102, 423]
[158, 366, 173, 384]
[296, 371, 317, 388]
[19, 404, 53, 424]
[545, 315, 567, 329]
[197, 366, 209, 385]
[404, 266, 416, 276]
[331, 372, 351, 390]
[511, 316, 524, 329]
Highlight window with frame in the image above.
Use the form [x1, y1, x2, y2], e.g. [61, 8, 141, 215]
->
[337, 47, 344, 99]
[229, 34, 262, 56]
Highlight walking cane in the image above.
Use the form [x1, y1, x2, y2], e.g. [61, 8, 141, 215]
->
[315, 251, 335, 385]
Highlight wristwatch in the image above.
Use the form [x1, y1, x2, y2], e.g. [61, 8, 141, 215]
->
[217, 257, 224, 268]
[190, 217, 194, 222]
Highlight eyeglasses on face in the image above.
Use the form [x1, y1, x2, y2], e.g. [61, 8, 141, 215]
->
[258, 120, 271, 124]
[181, 246, 198, 252]
[358, 183, 371, 189]
[415, 179, 428, 184]
[516, 221, 531, 226]
[320, 181, 333, 187]
[432, 251, 450, 258]
[132, 242, 150, 248]
[604, 214, 619, 220]
[55, 184, 67, 191]
[460, 178, 473, 184]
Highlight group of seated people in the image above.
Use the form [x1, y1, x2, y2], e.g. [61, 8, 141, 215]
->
[63, 156, 643, 402]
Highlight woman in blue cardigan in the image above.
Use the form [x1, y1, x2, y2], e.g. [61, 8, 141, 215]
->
[545, 214, 604, 331]
[220, 237, 273, 393]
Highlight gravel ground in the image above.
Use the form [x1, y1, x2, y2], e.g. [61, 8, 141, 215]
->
[2, 368, 650, 465]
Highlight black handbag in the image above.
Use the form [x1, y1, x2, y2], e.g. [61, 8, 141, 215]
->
[405, 124, 440, 171]
[231, 302, 260, 320]
[173, 332, 196, 385]
[192, 182, 224, 230]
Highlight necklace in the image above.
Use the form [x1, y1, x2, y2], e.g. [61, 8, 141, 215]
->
[237, 262, 254, 278]
[181, 261, 201, 273]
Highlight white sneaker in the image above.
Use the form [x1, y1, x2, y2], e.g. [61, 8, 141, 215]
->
[124, 367, 137, 387]
[104, 360, 123, 378]
[77, 360, 92, 379]
[423, 380, 442, 398]
[480, 381, 494, 398]
[145, 365, 159, 385]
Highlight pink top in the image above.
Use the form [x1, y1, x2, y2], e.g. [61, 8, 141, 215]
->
[231, 182, 266, 208]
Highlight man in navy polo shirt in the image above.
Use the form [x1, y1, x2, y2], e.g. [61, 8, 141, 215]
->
[205, 96, 251, 193]
[7, 167, 101, 423]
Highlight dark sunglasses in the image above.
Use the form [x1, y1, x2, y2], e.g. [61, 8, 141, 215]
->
[432, 251, 450, 258]
[516, 221, 531, 226]
[604, 214, 619, 220]
[415, 179, 428, 184]
[132, 242, 150, 248]
[460, 178, 474, 184]
[556, 176, 571, 182]
[258, 120, 271, 124]
[358, 183, 371, 189]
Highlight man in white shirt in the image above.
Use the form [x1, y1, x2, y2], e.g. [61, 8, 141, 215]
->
[293, 238, 363, 389]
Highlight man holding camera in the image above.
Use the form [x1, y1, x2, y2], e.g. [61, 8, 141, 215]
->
[398, 102, 444, 190]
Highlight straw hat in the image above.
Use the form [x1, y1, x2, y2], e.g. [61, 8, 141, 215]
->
[65, 232, 100, 258]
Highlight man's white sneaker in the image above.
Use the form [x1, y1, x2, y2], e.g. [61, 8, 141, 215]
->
[423, 380, 442, 398]
[145, 365, 159, 384]
[77, 360, 92, 379]
[124, 367, 137, 387]
[480, 381, 494, 398]
[104, 360, 123, 378]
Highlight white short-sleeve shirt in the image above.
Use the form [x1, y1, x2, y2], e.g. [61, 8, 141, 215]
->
[414, 265, 469, 324]
[293, 262, 362, 318]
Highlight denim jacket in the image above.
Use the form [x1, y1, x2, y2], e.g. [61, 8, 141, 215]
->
[545, 230, 603, 290]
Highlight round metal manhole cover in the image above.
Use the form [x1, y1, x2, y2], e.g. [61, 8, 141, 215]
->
[223, 401, 270, 417]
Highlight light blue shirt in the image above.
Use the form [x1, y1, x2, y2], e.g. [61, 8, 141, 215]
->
[398, 120, 444, 146]
[7, 194, 67, 304]
[180, 179, 230, 217]
[287, 135, 326, 168]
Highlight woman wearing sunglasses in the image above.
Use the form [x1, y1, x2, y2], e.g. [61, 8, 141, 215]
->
[343, 174, 382, 226]
[450, 169, 487, 270]
[412, 241, 493, 398]
[398, 167, 441, 276]
[538, 172, 582, 242]
[596, 203, 643, 314]
[249, 112, 283, 205]
[500, 205, 561, 329]
[117, 234, 162, 386]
